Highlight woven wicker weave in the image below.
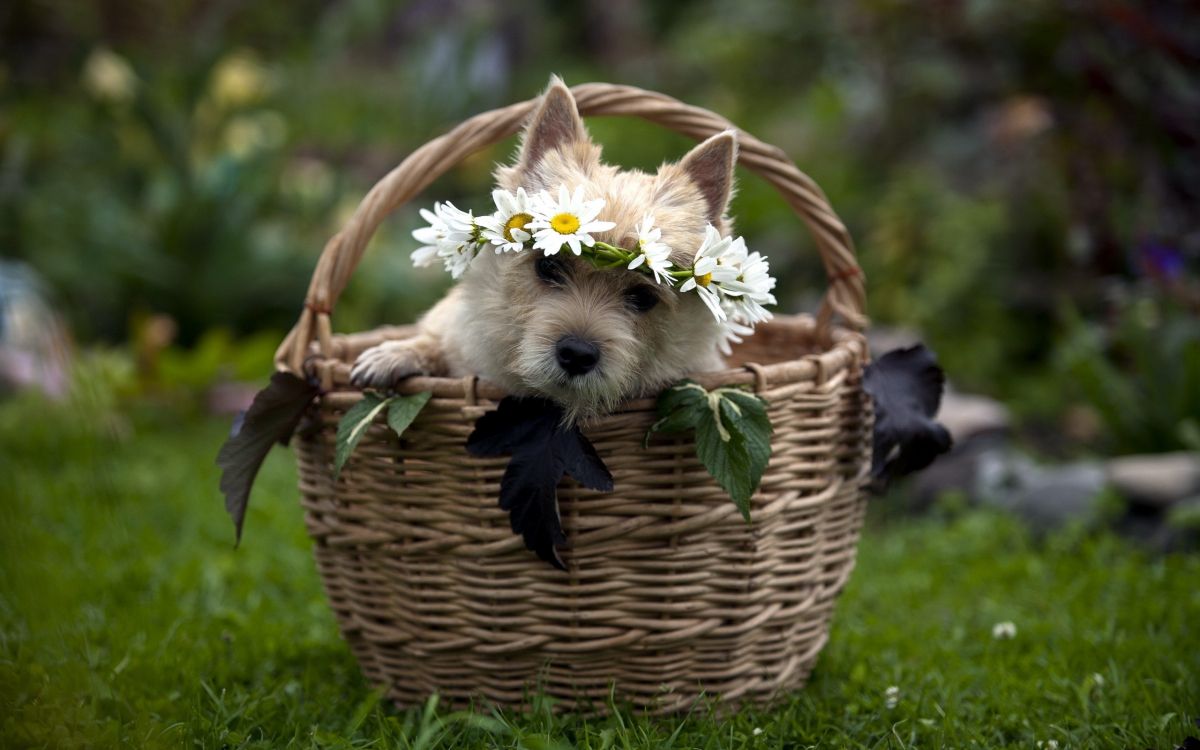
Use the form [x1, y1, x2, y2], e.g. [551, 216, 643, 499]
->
[274, 83, 872, 714]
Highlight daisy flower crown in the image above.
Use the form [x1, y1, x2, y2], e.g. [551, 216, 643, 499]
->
[411, 185, 779, 352]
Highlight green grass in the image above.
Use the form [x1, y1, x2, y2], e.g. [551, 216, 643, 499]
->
[1, 390, 1198, 749]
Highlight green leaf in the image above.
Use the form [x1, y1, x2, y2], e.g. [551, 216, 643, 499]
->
[647, 381, 772, 522]
[643, 380, 707, 447]
[333, 392, 395, 478]
[721, 389, 772, 479]
[386, 391, 432, 438]
[643, 410, 699, 447]
[694, 415, 745, 517]
[657, 380, 709, 415]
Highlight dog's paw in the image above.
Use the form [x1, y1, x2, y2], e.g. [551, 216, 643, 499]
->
[350, 341, 429, 389]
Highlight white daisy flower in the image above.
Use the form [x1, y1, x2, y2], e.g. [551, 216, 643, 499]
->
[680, 280, 725, 321]
[710, 234, 748, 285]
[718, 247, 777, 303]
[627, 214, 675, 286]
[442, 245, 476, 278]
[725, 294, 775, 326]
[686, 224, 734, 280]
[477, 187, 536, 254]
[701, 234, 777, 325]
[884, 685, 900, 709]
[680, 225, 736, 321]
[411, 207, 449, 268]
[410, 201, 480, 278]
[717, 308, 756, 356]
[529, 186, 615, 256]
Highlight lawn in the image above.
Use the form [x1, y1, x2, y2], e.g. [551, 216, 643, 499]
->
[1, 389, 1197, 749]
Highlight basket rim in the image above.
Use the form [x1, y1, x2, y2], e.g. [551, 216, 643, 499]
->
[302, 313, 868, 404]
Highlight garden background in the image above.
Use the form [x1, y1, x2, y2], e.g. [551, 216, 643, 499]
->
[1, 1, 1198, 747]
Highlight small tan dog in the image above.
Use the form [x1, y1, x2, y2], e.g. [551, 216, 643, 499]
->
[351, 78, 738, 421]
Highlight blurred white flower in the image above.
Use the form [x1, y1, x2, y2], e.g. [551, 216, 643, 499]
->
[992, 621, 1017, 640]
[752, 727, 763, 736]
[82, 48, 137, 104]
[884, 685, 900, 709]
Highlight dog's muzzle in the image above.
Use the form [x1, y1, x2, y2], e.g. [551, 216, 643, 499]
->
[555, 335, 599, 377]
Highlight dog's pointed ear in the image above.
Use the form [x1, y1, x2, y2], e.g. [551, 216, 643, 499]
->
[516, 77, 589, 176]
[677, 131, 738, 224]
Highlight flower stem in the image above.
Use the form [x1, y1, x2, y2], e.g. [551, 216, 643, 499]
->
[590, 241, 633, 262]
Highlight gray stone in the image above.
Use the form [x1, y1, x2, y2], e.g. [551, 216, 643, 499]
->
[908, 432, 1007, 509]
[867, 326, 922, 357]
[938, 390, 1011, 443]
[1106, 452, 1200, 507]
[975, 450, 1108, 530]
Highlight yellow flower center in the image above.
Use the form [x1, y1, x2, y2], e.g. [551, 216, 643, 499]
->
[695, 272, 713, 287]
[550, 212, 581, 235]
[504, 212, 533, 242]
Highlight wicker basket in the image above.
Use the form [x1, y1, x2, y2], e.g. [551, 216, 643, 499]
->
[273, 83, 872, 714]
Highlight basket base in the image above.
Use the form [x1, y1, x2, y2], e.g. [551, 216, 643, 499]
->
[305, 483, 868, 716]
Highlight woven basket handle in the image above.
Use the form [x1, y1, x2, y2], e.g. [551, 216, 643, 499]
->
[275, 82, 866, 374]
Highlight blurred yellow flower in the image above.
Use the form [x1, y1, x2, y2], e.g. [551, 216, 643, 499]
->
[209, 50, 271, 109]
[222, 111, 287, 157]
[81, 48, 138, 104]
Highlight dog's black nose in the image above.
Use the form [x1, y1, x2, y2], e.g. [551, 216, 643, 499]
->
[555, 336, 600, 377]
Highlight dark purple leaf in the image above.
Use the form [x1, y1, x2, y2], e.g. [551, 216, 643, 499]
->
[467, 397, 613, 570]
[864, 345, 952, 482]
[216, 371, 318, 542]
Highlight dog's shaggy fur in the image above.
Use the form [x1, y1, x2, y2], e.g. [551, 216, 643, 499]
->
[352, 77, 740, 421]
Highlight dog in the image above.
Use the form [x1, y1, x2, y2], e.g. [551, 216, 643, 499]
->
[351, 77, 740, 422]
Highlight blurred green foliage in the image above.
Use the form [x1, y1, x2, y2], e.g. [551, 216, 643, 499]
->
[1056, 291, 1200, 455]
[1, 0, 1197, 449]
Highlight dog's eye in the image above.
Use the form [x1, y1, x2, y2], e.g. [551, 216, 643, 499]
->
[535, 256, 566, 285]
[625, 285, 660, 314]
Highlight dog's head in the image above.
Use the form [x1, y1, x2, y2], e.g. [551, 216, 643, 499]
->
[458, 78, 738, 421]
